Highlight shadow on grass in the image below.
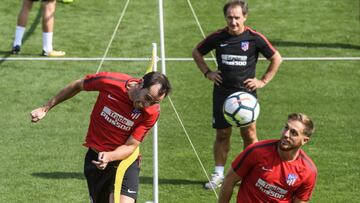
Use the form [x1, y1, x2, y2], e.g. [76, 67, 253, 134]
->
[32, 172, 85, 180]
[0, 5, 41, 64]
[32, 172, 204, 185]
[272, 40, 360, 50]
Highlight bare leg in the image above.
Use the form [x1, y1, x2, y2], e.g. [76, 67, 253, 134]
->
[214, 127, 232, 166]
[41, 0, 56, 32]
[109, 192, 135, 203]
[17, 0, 33, 27]
[240, 121, 258, 149]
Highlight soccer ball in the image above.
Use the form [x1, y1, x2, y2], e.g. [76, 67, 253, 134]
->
[223, 91, 260, 127]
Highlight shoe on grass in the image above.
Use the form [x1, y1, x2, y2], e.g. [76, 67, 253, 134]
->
[203, 172, 224, 189]
[42, 50, 66, 57]
[12, 45, 21, 54]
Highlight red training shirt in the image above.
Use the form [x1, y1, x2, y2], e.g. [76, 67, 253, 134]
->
[82, 72, 160, 151]
[231, 140, 317, 203]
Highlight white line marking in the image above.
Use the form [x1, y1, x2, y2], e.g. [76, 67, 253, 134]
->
[186, 0, 217, 66]
[95, 0, 131, 73]
[1, 57, 360, 61]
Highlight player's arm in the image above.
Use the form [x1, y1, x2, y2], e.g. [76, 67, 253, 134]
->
[92, 136, 141, 170]
[244, 50, 282, 91]
[192, 47, 222, 85]
[293, 198, 308, 203]
[218, 168, 242, 203]
[30, 79, 84, 122]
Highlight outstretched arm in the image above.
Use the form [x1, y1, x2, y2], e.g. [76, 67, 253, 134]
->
[293, 198, 308, 203]
[30, 79, 84, 122]
[218, 168, 242, 203]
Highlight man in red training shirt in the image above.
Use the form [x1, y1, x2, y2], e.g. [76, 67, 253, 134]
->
[219, 113, 317, 203]
[30, 71, 171, 203]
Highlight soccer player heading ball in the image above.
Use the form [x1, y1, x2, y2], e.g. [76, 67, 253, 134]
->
[31, 71, 171, 203]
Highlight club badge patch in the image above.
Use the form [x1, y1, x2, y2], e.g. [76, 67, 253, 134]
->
[241, 41, 249, 51]
[286, 173, 298, 186]
[131, 109, 142, 120]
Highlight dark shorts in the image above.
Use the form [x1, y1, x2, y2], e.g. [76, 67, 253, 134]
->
[212, 89, 256, 129]
[84, 148, 140, 203]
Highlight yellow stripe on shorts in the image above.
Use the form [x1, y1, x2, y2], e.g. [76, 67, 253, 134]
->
[114, 147, 140, 203]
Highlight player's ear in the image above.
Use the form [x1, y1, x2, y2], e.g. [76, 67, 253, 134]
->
[138, 79, 144, 88]
[302, 136, 310, 145]
[126, 79, 142, 90]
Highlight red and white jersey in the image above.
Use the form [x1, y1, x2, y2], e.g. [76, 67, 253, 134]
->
[82, 72, 160, 152]
[231, 140, 317, 203]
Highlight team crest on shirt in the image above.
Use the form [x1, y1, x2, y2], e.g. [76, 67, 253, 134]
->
[241, 41, 249, 51]
[131, 109, 142, 119]
[286, 173, 298, 186]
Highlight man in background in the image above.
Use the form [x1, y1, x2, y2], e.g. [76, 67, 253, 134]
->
[12, 0, 65, 56]
[192, 0, 282, 189]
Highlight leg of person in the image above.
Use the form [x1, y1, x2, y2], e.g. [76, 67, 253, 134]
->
[41, 0, 65, 56]
[84, 148, 116, 203]
[240, 121, 258, 149]
[205, 127, 232, 189]
[204, 90, 232, 189]
[108, 193, 135, 203]
[12, 0, 34, 54]
[110, 159, 140, 203]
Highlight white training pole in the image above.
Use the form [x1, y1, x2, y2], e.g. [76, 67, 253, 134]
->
[152, 43, 159, 203]
[159, 0, 166, 75]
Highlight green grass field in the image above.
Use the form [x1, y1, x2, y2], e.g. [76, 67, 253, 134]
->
[1, 0, 359, 202]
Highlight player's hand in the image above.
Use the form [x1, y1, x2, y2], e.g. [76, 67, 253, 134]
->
[206, 70, 223, 86]
[30, 106, 48, 122]
[244, 78, 266, 91]
[92, 152, 111, 170]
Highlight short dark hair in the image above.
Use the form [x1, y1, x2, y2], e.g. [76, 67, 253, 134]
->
[288, 113, 315, 137]
[142, 71, 171, 97]
[223, 0, 248, 17]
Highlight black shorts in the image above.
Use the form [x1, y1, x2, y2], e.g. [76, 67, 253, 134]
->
[84, 148, 140, 203]
[212, 89, 256, 129]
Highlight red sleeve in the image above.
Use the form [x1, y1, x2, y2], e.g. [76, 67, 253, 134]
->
[295, 154, 318, 201]
[131, 106, 160, 142]
[83, 72, 107, 91]
[231, 143, 259, 178]
[196, 28, 225, 55]
[83, 72, 129, 92]
[247, 27, 276, 59]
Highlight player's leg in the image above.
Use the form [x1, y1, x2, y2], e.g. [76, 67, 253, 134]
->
[240, 121, 258, 149]
[17, 0, 34, 27]
[12, 0, 34, 53]
[111, 159, 140, 203]
[204, 90, 232, 189]
[108, 193, 135, 203]
[84, 148, 115, 203]
[214, 127, 232, 167]
[41, 0, 65, 56]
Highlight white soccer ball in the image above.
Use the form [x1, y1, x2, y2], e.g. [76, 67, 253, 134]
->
[223, 91, 260, 127]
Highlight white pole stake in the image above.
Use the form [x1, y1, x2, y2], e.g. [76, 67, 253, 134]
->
[159, 0, 166, 75]
[152, 43, 159, 203]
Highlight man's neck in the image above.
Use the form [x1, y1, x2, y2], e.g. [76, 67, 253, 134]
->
[228, 26, 246, 36]
[277, 145, 301, 162]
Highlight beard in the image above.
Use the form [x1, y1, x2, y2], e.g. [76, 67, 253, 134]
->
[278, 140, 301, 152]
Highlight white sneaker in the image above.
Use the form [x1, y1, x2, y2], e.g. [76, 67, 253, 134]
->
[204, 172, 224, 189]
